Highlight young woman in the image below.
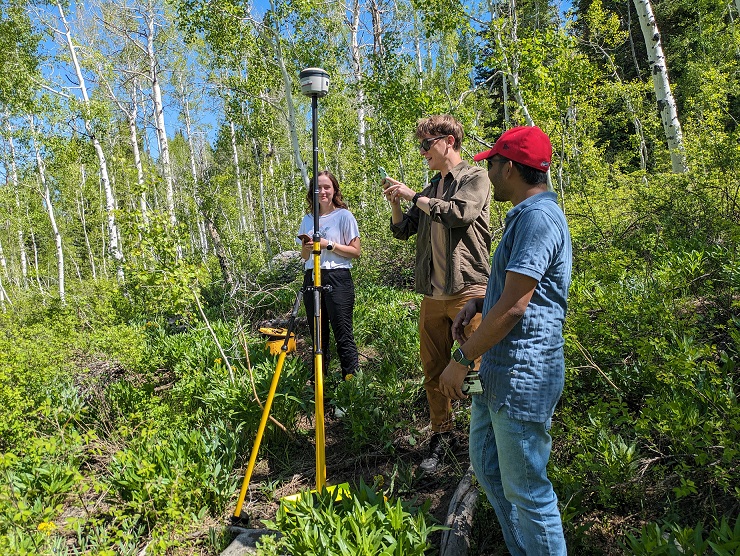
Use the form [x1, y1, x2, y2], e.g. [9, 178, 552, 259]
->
[297, 170, 361, 381]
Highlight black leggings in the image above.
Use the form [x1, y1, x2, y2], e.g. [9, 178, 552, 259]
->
[302, 269, 359, 379]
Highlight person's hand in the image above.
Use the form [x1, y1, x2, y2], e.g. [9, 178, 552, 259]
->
[452, 298, 482, 344]
[382, 177, 413, 204]
[437, 360, 469, 400]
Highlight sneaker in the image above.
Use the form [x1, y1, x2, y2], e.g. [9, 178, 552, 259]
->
[419, 432, 454, 473]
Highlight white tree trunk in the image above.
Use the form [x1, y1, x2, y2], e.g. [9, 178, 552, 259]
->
[349, 0, 367, 153]
[633, 0, 688, 173]
[256, 1, 310, 190]
[145, 6, 178, 227]
[0, 237, 8, 282]
[78, 165, 97, 279]
[413, 12, 424, 90]
[506, 0, 534, 126]
[29, 228, 44, 294]
[56, 1, 125, 281]
[5, 125, 28, 287]
[253, 137, 273, 264]
[229, 120, 249, 233]
[30, 117, 65, 303]
[179, 81, 208, 256]
[0, 273, 8, 311]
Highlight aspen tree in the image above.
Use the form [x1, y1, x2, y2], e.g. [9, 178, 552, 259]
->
[29, 115, 64, 302]
[633, 0, 688, 172]
[53, 2, 125, 281]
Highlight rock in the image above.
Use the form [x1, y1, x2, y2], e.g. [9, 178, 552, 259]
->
[221, 529, 281, 556]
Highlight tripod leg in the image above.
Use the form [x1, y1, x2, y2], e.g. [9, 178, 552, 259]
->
[232, 350, 288, 522]
[232, 291, 303, 522]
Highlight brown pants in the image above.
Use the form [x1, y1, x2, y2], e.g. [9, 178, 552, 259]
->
[419, 295, 483, 433]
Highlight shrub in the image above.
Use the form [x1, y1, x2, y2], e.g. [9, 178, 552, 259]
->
[258, 480, 445, 555]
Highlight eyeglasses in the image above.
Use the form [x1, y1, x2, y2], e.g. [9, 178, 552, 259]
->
[419, 135, 448, 152]
[487, 157, 507, 170]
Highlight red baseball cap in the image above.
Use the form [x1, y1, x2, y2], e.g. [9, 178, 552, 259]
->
[473, 126, 552, 170]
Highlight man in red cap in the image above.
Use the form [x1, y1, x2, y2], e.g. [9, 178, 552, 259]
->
[438, 126, 572, 555]
[382, 114, 491, 473]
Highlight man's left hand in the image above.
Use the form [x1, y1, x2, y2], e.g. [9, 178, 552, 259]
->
[438, 360, 470, 400]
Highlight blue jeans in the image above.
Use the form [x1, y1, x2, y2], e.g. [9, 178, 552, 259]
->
[469, 395, 566, 555]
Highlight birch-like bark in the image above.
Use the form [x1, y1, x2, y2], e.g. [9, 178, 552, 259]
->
[101, 75, 149, 227]
[0, 238, 8, 282]
[30, 116, 65, 303]
[413, 11, 424, 90]
[229, 120, 248, 232]
[348, 0, 367, 153]
[78, 165, 97, 279]
[145, 7, 178, 227]
[56, 1, 125, 281]
[254, 1, 309, 190]
[29, 227, 44, 294]
[0, 273, 7, 311]
[505, 0, 534, 126]
[5, 125, 28, 287]
[178, 78, 208, 256]
[369, 0, 384, 57]
[487, 0, 521, 126]
[633, 0, 688, 172]
[253, 138, 273, 264]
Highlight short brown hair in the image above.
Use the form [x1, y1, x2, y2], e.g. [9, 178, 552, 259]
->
[415, 115, 464, 151]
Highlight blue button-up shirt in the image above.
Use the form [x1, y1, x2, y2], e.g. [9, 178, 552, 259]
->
[479, 192, 572, 422]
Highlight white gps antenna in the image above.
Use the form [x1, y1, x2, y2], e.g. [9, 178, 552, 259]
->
[299, 67, 330, 98]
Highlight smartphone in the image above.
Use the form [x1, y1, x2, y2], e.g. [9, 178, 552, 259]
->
[378, 166, 387, 185]
[461, 371, 483, 395]
[297, 233, 312, 244]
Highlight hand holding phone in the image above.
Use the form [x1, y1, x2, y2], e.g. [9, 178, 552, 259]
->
[297, 233, 312, 244]
[461, 371, 483, 395]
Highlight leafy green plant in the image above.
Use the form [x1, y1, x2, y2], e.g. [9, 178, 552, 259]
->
[258, 480, 445, 555]
[106, 419, 242, 524]
[622, 515, 740, 555]
[332, 368, 415, 453]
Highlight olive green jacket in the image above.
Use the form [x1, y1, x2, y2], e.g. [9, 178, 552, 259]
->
[390, 161, 491, 296]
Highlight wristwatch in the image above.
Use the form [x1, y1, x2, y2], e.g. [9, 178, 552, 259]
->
[452, 347, 475, 369]
[326, 241, 335, 251]
[412, 192, 422, 206]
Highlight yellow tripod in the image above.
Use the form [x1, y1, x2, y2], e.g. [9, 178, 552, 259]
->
[232, 66, 331, 526]
[231, 268, 330, 524]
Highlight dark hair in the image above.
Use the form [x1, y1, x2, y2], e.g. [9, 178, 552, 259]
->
[306, 170, 348, 213]
[415, 114, 464, 151]
[511, 160, 548, 185]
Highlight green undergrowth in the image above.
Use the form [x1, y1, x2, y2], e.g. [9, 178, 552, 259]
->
[1, 205, 739, 554]
[257, 480, 445, 555]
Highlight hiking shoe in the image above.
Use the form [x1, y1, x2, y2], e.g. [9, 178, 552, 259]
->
[419, 432, 454, 473]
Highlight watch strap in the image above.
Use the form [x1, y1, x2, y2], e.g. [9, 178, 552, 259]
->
[453, 347, 475, 369]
